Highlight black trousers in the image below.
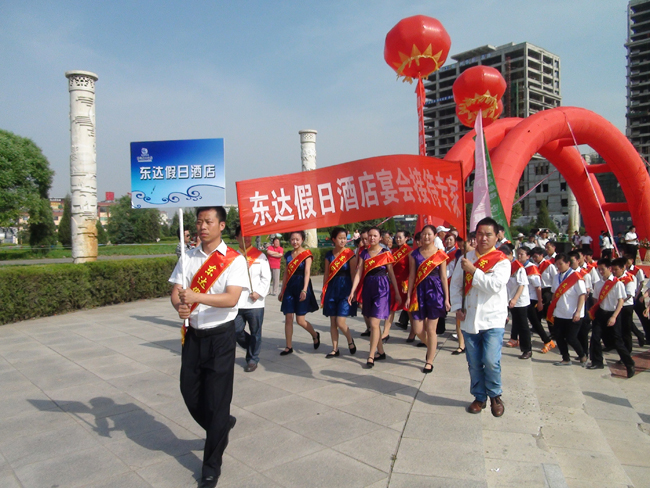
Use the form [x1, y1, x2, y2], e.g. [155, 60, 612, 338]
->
[620, 305, 644, 352]
[554, 317, 585, 361]
[511, 306, 530, 352]
[397, 310, 410, 326]
[590, 309, 634, 368]
[181, 323, 236, 478]
[578, 295, 594, 356]
[528, 300, 551, 344]
[541, 287, 554, 336]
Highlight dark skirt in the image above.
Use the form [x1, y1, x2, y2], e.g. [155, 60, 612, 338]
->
[323, 275, 357, 317]
[361, 274, 391, 319]
[411, 274, 446, 321]
[281, 274, 319, 315]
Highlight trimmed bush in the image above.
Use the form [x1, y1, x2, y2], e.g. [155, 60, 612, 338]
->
[0, 257, 177, 325]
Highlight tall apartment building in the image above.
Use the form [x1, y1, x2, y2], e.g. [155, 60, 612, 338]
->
[626, 0, 650, 163]
[423, 42, 567, 220]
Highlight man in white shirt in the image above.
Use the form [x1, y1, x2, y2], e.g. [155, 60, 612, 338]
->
[611, 258, 644, 353]
[235, 226, 271, 373]
[568, 250, 593, 357]
[435, 226, 448, 250]
[580, 232, 593, 251]
[549, 254, 587, 366]
[519, 247, 555, 353]
[495, 225, 511, 249]
[170, 206, 249, 488]
[450, 217, 510, 417]
[627, 254, 649, 345]
[624, 225, 639, 258]
[501, 244, 532, 359]
[536, 229, 550, 248]
[587, 258, 635, 378]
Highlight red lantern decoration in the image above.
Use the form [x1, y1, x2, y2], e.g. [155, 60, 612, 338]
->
[384, 15, 451, 83]
[453, 66, 507, 127]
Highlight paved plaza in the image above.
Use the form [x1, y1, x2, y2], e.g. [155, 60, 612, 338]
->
[1, 280, 650, 488]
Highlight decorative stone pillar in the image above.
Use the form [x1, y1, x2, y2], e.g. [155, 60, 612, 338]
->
[567, 186, 579, 235]
[299, 130, 318, 249]
[65, 70, 98, 263]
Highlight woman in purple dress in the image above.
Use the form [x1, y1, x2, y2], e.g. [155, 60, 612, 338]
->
[405, 225, 450, 373]
[349, 227, 402, 368]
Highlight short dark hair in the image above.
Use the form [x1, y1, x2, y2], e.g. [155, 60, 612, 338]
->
[422, 225, 436, 235]
[518, 246, 530, 256]
[497, 224, 505, 232]
[178, 228, 190, 239]
[414, 232, 421, 242]
[476, 217, 498, 234]
[625, 254, 636, 262]
[290, 230, 306, 241]
[531, 247, 545, 257]
[445, 233, 457, 243]
[235, 225, 242, 237]
[568, 250, 581, 261]
[584, 248, 594, 256]
[612, 257, 627, 269]
[597, 258, 612, 267]
[196, 206, 226, 222]
[555, 253, 569, 264]
[330, 227, 347, 240]
[368, 226, 381, 235]
[546, 241, 557, 248]
[500, 243, 514, 256]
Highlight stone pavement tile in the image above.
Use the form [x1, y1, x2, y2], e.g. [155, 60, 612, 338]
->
[480, 408, 542, 435]
[228, 405, 281, 442]
[286, 408, 383, 447]
[136, 451, 200, 488]
[622, 465, 650, 488]
[77, 353, 154, 380]
[392, 437, 484, 479]
[86, 471, 154, 488]
[0, 342, 61, 365]
[227, 425, 325, 472]
[332, 427, 401, 473]
[484, 458, 555, 488]
[596, 418, 650, 440]
[298, 381, 380, 408]
[245, 393, 332, 425]
[388, 384, 423, 403]
[363, 477, 388, 488]
[536, 387, 585, 409]
[56, 344, 124, 363]
[552, 447, 633, 485]
[483, 430, 557, 464]
[339, 395, 412, 427]
[108, 370, 180, 406]
[135, 355, 180, 376]
[0, 471, 21, 488]
[104, 420, 203, 469]
[263, 448, 386, 488]
[236, 357, 306, 381]
[539, 406, 593, 426]
[402, 411, 482, 444]
[1, 419, 101, 469]
[13, 445, 130, 488]
[0, 407, 78, 442]
[388, 473, 487, 487]
[219, 471, 284, 488]
[564, 480, 631, 488]
[1, 389, 59, 418]
[262, 370, 330, 393]
[410, 388, 471, 417]
[377, 362, 428, 382]
[150, 399, 205, 438]
[348, 371, 421, 395]
[18, 361, 100, 393]
[582, 392, 642, 422]
[1, 367, 42, 395]
[68, 324, 130, 342]
[232, 378, 293, 408]
[541, 423, 610, 453]
[607, 436, 650, 467]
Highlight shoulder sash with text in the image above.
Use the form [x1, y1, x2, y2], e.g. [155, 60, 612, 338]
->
[392, 244, 412, 293]
[538, 258, 555, 274]
[619, 273, 634, 286]
[281, 250, 313, 296]
[546, 272, 583, 324]
[356, 250, 395, 302]
[321, 248, 355, 306]
[464, 250, 507, 295]
[409, 249, 448, 312]
[588, 278, 619, 319]
[181, 247, 240, 343]
[244, 246, 263, 267]
[525, 264, 541, 276]
[511, 260, 524, 277]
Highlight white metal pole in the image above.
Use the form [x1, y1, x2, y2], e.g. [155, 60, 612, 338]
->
[178, 208, 188, 330]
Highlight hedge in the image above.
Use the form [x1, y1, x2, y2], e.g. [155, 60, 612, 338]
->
[0, 257, 177, 325]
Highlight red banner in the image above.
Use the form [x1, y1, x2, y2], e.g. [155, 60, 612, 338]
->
[236, 155, 464, 236]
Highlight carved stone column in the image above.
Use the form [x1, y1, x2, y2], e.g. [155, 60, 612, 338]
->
[299, 130, 318, 249]
[65, 70, 98, 263]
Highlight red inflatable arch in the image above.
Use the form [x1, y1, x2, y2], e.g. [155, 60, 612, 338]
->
[443, 107, 650, 251]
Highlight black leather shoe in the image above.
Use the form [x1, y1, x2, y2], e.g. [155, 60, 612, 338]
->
[374, 352, 387, 361]
[348, 341, 357, 355]
[627, 364, 636, 378]
[416, 342, 426, 348]
[325, 350, 339, 358]
[280, 347, 293, 356]
[394, 322, 408, 330]
[198, 475, 218, 488]
[519, 351, 532, 360]
[313, 332, 320, 350]
[366, 358, 374, 368]
[639, 336, 646, 348]
[360, 330, 371, 337]
[587, 363, 604, 370]
[406, 337, 415, 343]
[382, 335, 390, 344]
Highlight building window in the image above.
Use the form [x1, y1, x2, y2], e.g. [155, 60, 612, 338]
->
[561, 198, 568, 207]
[536, 201, 542, 209]
[560, 182, 567, 192]
[542, 184, 548, 193]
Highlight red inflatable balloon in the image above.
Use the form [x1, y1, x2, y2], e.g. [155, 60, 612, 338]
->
[453, 66, 506, 127]
[384, 15, 451, 83]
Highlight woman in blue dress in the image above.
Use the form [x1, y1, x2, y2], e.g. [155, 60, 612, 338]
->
[405, 225, 450, 373]
[321, 227, 357, 358]
[349, 227, 402, 368]
[279, 231, 320, 356]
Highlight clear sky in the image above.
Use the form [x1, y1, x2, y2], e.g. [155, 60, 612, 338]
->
[0, 0, 628, 204]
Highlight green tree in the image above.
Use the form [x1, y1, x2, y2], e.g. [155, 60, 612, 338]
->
[107, 195, 162, 244]
[535, 201, 559, 233]
[0, 129, 56, 247]
[96, 220, 108, 245]
[225, 207, 240, 237]
[509, 193, 523, 235]
[58, 195, 72, 247]
[169, 209, 197, 238]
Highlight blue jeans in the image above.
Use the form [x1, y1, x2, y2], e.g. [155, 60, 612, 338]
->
[234, 308, 264, 364]
[462, 328, 505, 402]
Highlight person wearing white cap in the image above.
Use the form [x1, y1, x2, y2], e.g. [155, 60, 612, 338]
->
[435, 226, 448, 251]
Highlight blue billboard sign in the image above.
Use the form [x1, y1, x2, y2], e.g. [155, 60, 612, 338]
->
[130, 138, 225, 208]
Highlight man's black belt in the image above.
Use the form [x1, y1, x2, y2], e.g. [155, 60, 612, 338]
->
[189, 320, 235, 338]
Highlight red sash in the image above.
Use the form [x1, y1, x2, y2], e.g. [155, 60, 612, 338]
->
[356, 250, 395, 302]
[619, 273, 634, 286]
[586, 261, 597, 271]
[281, 250, 312, 297]
[244, 246, 263, 266]
[546, 272, 583, 324]
[445, 247, 458, 265]
[511, 260, 523, 277]
[321, 248, 355, 306]
[182, 246, 240, 343]
[576, 267, 588, 279]
[409, 249, 448, 312]
[538, 258, 555, 274]
[588, 278, 618, 319]
[464, 250, 507, 295]
[629, 267, 641, 278]
[525, 264, 541, 276]
[392, 244, 412, 302]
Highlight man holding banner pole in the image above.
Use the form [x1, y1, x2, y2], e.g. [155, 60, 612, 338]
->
[169, 206, 249, 488]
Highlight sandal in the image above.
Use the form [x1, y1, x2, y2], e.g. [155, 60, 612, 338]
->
[451, 347, 465, 355]
[325, 350, 339, 358]
[366, 357, 375, 368]
[541, 340, 555, 354]
[348, 341, 357, 355]
[280, 347, 293, 356]
[423, 363, 434, 374]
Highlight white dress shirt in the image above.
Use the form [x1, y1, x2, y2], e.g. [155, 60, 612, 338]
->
[169, 240, 249, 329]
[550, 268, 587, 319]
[620, 272, 637, 306]
[586, 264, 601, 287]
[507, 266, 530, 308]
[450, 249, 510, 334]
[593, 275, 626, 312]
[575, 266, 592, 293]
[629, 266, 646, 295]
[625, 232, 638, 246]
[525, 262, 542, 299]
[237, 250, 271, 309]
[540, 257, 557, 288]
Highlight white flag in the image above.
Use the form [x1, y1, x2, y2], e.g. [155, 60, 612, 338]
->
[470, 109, 491, 231]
